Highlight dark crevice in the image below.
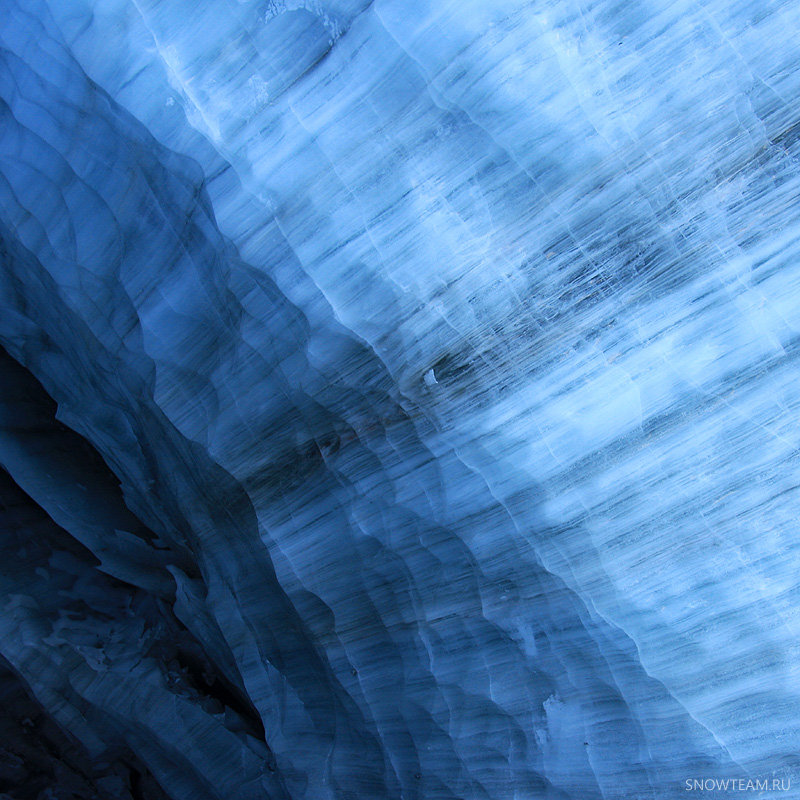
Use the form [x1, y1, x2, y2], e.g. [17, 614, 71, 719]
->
[0, 345, 278, 796]
[0, 653, 170, 800]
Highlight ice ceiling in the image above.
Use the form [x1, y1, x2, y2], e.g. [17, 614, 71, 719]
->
[1, 1, 800, 798]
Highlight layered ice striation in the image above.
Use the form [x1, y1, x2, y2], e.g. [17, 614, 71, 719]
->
[1, 0, 800, 797]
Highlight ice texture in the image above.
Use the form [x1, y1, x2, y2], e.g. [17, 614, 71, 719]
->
[1, 0, 800, 798]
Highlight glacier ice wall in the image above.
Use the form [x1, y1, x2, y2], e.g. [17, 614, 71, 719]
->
[1, 0, 800, 797]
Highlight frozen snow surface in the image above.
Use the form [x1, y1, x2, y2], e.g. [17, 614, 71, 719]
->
[1, 0, 800, 797]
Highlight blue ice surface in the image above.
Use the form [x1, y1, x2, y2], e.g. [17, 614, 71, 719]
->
[1, 0, 800, 797]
